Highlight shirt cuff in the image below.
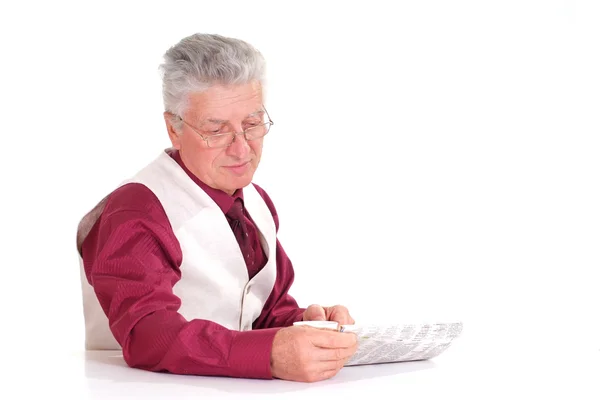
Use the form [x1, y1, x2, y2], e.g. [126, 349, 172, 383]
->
[229, 327, 280, 379]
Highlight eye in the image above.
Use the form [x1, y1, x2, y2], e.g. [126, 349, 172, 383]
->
[243, 120, 261, 129]
[204, 124, 225, 135]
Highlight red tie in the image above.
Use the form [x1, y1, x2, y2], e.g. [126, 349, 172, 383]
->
[227, 198, 249, 248]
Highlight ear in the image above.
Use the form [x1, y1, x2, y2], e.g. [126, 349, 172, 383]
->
[164, 111, 182, 149]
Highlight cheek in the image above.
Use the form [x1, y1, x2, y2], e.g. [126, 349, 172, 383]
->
[209, 149, 229, 170]
[182, 136, 221, 173]
[183, 133, 202, 150]
[250, 141, 263, 157]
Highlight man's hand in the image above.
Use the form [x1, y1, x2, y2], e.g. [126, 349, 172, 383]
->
[270, 325, 358, 382]
[302, 304, 355, 325]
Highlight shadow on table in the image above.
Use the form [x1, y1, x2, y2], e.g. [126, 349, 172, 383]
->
[84, 351, 436, 395]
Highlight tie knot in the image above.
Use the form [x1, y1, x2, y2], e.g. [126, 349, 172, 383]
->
[227, 198, 245, 221]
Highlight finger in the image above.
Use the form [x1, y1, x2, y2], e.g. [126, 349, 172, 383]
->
[304, 304, 327, 321]
[343, 312, 356, 325]
[317, 369, 340, 381]
[330, 310, 354, 325]
[313, 346, 357, 361]
[323, 305, 350, 325]
[317, 361, 347, 380]
[309, 330, 358, 349]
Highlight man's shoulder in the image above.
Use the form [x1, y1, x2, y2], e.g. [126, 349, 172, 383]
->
[78, 182, 171, 258]
[98, 182, 167, 224]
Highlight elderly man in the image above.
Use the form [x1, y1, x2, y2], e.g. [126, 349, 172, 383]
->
[75, 33, 357, 382]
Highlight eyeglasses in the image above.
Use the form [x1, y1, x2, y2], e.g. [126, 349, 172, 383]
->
[177, 106, 274, 148]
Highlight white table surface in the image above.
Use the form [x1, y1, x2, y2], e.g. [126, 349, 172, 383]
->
[10, 328, 599, 400]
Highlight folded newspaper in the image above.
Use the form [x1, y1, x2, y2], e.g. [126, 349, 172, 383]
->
[294, 320, 463, 366]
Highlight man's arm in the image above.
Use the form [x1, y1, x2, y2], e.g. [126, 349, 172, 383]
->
[251, 184, 306, 329]
[81, 183, 279, 379]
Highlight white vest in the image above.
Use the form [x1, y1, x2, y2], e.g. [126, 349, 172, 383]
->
[76, 150, 278, 350]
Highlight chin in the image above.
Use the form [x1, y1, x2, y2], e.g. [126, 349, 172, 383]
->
[227, 175, 253, 191]
[238, 176, 254, 188]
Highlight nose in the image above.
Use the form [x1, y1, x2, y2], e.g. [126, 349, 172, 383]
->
[226, 132, 251, 159]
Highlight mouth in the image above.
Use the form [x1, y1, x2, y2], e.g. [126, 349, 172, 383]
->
[227, 161, 250, 168]
[223, 161, 251, 175]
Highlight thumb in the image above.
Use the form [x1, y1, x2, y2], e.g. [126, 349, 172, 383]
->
[304, 304, 327, 321]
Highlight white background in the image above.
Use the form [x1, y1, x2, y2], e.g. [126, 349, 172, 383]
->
[1, 0, 599, 396]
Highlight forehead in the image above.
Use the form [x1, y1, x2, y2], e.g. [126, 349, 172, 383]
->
[186, 81, 263, 121]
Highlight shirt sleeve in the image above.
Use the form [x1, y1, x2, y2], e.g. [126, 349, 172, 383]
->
[80, 183, 279, 379]
[250, 183, 306, 329]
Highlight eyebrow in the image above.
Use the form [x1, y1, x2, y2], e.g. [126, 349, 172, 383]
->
[201, 109, 264, 125]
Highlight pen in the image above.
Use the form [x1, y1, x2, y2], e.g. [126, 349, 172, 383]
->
[339, 325, 359, 333]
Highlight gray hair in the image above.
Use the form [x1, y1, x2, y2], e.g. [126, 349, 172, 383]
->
[159, 33, 267, 132]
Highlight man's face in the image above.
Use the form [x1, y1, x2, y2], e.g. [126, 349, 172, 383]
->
[166, 81, 265, 195]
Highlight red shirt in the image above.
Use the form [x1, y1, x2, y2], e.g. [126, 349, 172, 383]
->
[80, 149, 305, 379]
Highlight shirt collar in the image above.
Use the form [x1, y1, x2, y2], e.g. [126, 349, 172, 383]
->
[167, 148, 244, 215]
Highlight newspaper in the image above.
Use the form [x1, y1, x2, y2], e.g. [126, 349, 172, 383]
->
[339, 321, 463, 366]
